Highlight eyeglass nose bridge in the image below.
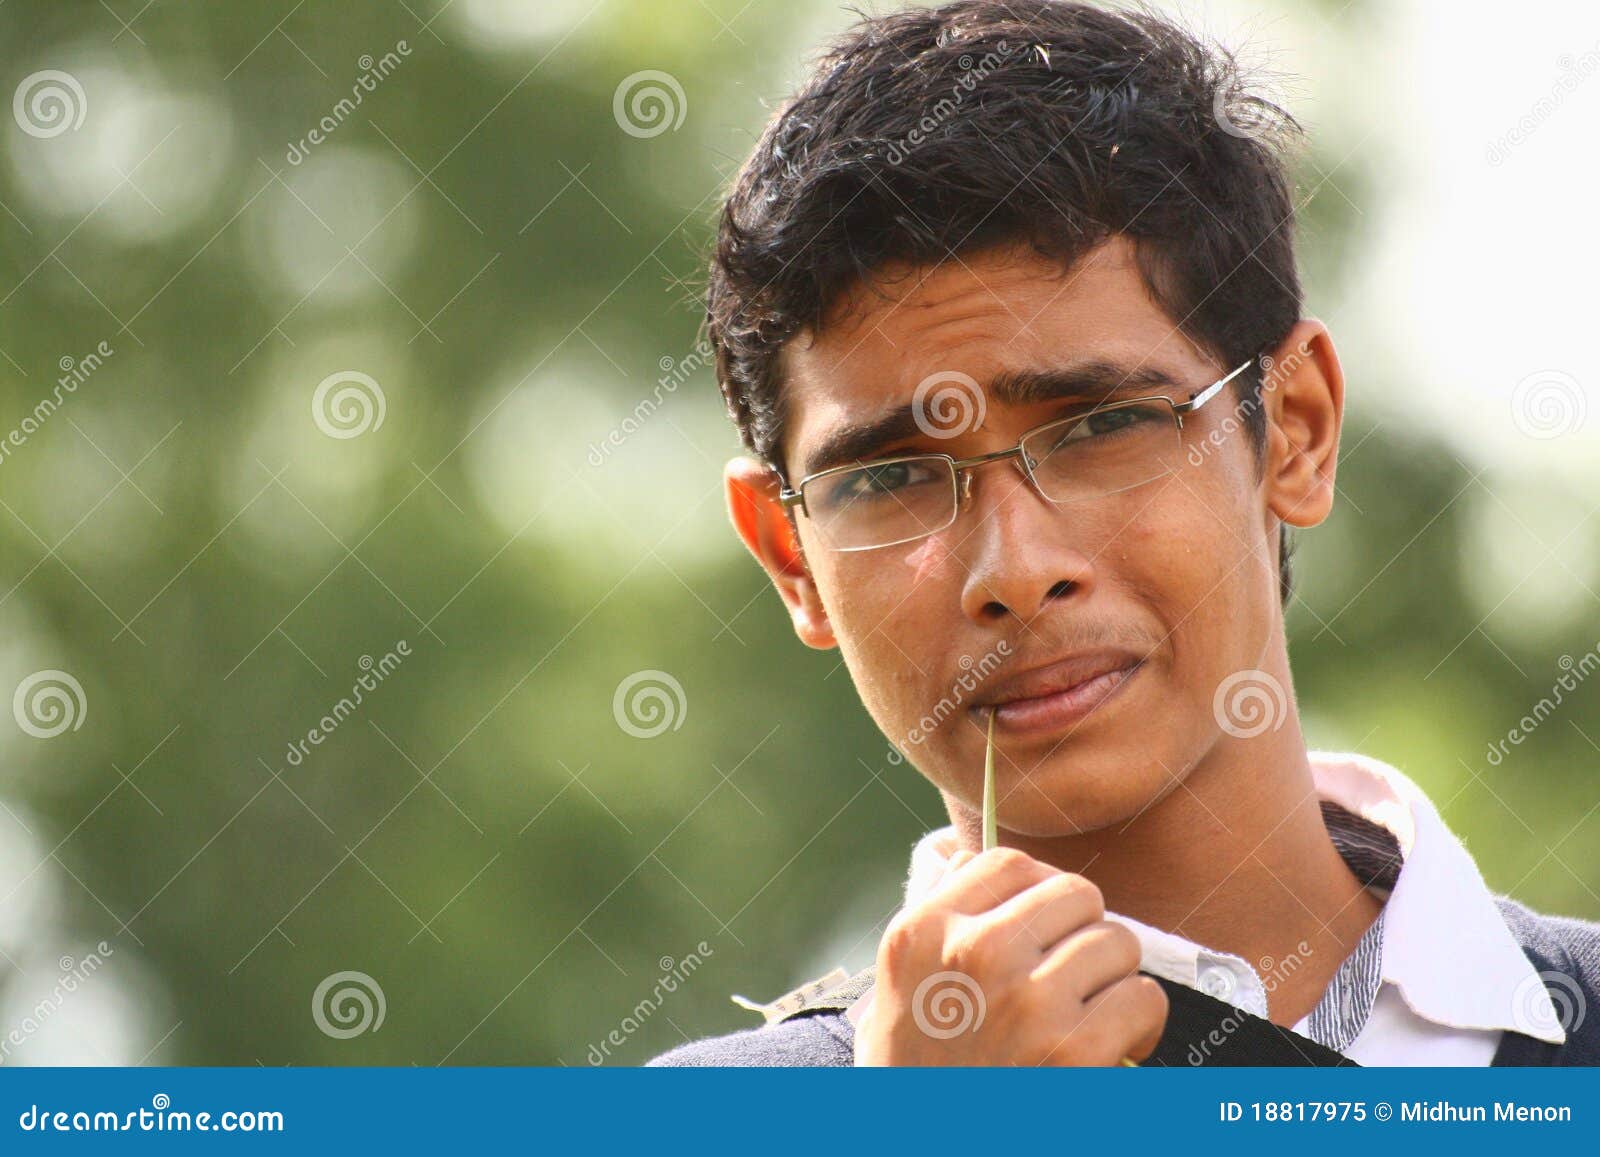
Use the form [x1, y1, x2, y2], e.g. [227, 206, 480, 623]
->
[951, 443, 1039, 506]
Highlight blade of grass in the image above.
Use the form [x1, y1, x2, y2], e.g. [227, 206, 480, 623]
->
[982, 710, 997, 852]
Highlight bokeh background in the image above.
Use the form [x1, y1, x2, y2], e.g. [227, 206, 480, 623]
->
[0, 0, 1596, 1065]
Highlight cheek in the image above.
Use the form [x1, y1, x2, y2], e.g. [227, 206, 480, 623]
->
[1095, 478, 1242, 652]
[1124, 471, 1273, 683]
[1100, 487, 1198, 594]
[904, 534, 949, 585]
[817, 541, 964, 713]
[823, 536, 960, 639]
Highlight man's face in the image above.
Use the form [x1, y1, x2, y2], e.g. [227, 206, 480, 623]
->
[774, 237, 1290, 837]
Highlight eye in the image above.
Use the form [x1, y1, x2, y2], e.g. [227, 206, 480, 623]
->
[828, 459, 943, 503]
[1034, 404, 1162, 456]
[1083, 406, 1151, 436]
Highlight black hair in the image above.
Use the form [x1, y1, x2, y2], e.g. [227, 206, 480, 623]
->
[708, 0, 1304, 604]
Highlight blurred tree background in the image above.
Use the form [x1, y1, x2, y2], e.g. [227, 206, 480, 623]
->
[0, 0, 1595, 1065]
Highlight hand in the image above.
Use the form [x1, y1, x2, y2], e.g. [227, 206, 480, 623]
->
[855, 846, 1167, 1066]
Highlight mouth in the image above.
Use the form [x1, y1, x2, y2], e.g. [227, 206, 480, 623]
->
[970, 649, 1145, 738]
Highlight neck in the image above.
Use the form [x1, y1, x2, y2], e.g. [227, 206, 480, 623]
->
[944, 712, 1383, 1025]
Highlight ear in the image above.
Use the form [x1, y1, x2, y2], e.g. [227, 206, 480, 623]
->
[724, 457, 838, 650]
[1261, 319, 1344, 531]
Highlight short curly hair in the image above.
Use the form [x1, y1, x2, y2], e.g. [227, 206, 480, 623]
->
[707, 0, 1305, 605]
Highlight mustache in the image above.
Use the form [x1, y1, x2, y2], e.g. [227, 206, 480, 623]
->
[975, 632, 1152, 671]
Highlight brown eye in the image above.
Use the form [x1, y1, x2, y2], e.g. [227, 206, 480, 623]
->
[1086, 409, 1136, 435]
[831, 459, 942, 502]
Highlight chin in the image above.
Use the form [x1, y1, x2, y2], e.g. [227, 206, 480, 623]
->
[989, 753, 1177, 838]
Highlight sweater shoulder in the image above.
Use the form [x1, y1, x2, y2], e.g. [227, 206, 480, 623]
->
[1495, 895, 1600, 1062]
[1496, 895, 1600, 973]
[645, 1011, 854, 1067]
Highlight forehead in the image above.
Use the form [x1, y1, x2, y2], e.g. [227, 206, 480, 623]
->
[778, 236, 1206, 467]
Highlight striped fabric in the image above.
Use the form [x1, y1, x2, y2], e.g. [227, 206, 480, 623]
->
[1300, 800, 1404, 1051]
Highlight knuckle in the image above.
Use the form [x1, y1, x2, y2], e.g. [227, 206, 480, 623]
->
[880, 912, 929, 965]
[1040, 872, 1103, 920]
[1137, 974, 1170, 1019]
[975, 847, 1055, 891]
[1034, 974, 1165, 1067]
[1040, 1010, 1111, 1066]
[944, 921, 1000, 976]
[1078, 1000, 1132, 1061]
[1059, 872, 1104, 915]
[981, 846, 1035, 873]
[1101, 921, 1141, 968]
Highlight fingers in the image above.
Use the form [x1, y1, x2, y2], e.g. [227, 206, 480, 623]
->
[1030, 919, 1143, 1000]
[1094, 974, 1169, 1063]
[873, 842, 1168, 1068]
[932, 846, 1060, 916]
[976, 870, 1105, 957]
[1123, 976, 1170, 1062]
[1038, 973, 1169, 1067]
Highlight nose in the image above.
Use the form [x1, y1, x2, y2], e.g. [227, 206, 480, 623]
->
[955, 457, 1097, 625]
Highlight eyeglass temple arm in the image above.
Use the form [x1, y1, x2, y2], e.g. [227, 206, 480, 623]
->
[1172, 358, 1255, 416]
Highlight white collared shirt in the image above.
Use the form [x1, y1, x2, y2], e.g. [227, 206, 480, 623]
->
[849, 750, 1566, 1065]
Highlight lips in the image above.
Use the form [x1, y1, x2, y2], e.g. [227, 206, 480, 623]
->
[970, 647, 1145, 735]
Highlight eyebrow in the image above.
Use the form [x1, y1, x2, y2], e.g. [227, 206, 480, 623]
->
[798, 359, 1187, 477]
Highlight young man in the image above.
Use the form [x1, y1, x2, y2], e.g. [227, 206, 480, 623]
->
[648, 0, 1600, 1066]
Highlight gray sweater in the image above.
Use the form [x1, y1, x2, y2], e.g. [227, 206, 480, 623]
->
[646, 896, 1600, 1066]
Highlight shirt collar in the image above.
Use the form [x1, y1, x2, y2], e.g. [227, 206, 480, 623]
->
[881, 749, 1564, 1045]
[1316, 750, 1564, 1043]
